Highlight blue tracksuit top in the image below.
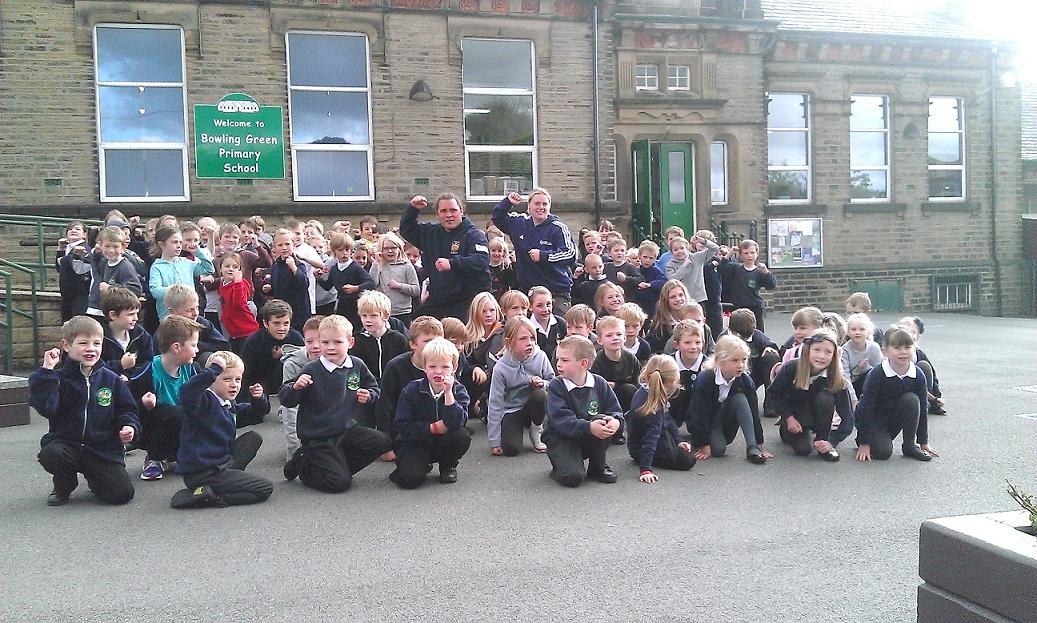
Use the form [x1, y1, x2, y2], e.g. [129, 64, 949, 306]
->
[491, 197, 577, 294]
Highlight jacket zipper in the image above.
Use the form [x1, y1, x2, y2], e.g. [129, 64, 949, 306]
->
[375, 335, 383, 378]
[83, 370, 91, 444]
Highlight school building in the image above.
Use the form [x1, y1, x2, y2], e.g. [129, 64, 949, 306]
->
[0, 0, 1032, 317]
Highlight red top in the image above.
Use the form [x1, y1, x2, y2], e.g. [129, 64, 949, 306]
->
[218, 278, 259, 339]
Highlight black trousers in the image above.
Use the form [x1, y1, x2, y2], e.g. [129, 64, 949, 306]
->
[737, 304, 766, 333]
[501, 388, 547, 456]
[38, 440, 134, 505]
[640, 428, 696, 471]
[296, 426, 393, 493]
[870, 393, 922, 460]
[551, 292, 571, 316]
[613, 383, 638, 412]
[702, 300, 724, 339]
[139, 404, 183, 461]
[545, 434, 610, 488]
[391, 429, 472, 489]
[230, 336, 248, 355]
[750, 350, 781, 390]
[415, 300, 471, 322]
[174, 432, 270, 507]
[778, 391, 835, 456]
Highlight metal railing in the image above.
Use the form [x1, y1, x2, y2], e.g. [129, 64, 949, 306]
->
[710, 218, 758, 248]
[0, 258, 39, 373]
[0, 214, 104, 287]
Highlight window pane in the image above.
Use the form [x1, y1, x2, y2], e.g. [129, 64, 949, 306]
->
[462, 39, 533, 90]
[767, 94, 807, 128]
[668, 151, 686, 203]
[768, 170, 808, 200]
[289, 91, 369, 145]
[287, 33, 368, 88]
[463, 94, 534, 146]
[768, 131, 808, 166]
[98, 86, 185, 143]
[850, 132, 887, 167]
[851, 96, 887, 130]
[468, 151, 534, 196]
[929, 98, 962, 131]
[96, 27, 182, 83]
[103, 149, 184, 197]
[296, 150, 370, 197]
[928, 169, 963, 198]
[928, 133, 962, 165]
[850, 170, 888, 199]
[710, 142, 726, 204]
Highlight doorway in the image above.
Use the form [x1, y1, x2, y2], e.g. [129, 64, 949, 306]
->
[631, 140, 696, 243]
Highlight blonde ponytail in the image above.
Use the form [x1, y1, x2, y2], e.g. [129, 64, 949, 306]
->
[636, 355, 679, 417]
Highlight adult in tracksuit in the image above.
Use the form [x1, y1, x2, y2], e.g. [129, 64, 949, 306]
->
[400, 193, 491, 320]
[492, 190, 578, 314]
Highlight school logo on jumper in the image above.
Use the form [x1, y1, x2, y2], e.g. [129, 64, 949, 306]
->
[96, 387, 113, 407]
[450, 240, 460, 254]
[747, 279, 757, 288]
[346, 372, 361, 391]
[587, 400, 599, 417]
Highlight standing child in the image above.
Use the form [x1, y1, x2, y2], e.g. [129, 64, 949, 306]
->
[320, 233, 374, 329]
[376, 316, 445, 439]
[615, 303, 651, 364]
[841, 312, 883, 400]
[720, 239, 777, 332]
[241, 299, 305, 396]
[626, 355, 696, 483]
[529, 286, 567, 365]
[686, 335, 769, 464]
[542, 336, 624, 487]
[279, 315, 324, 464]
[487, 316, 556, 456]
[56, 221, 92, 321]
[634, 240, 666, 319]
[855, 327, 939, 462]
[30, 317, 139, 505]
[149, 226, 215, 323]
[767, 330, 851, 460]
[604, 239, 644, 303]
[100, 287, 154, 379]
[390, 338, 473, 488]
[264, 229, 311, 332]
[217, 253, 259, 353]
[279, 315, 392, 492]
[84, 226, 143, 319]
[488, 237, 517, 301]
[572, 253, 608, 309]
[590, 316, 641, 446]
[170, 352, 273, 508]
[369, 232, 420, 327]
[664, 234, 720, 307]
[310, 235, 339, 316]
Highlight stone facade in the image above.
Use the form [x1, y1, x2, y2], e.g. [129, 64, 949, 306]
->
[0, 0, 1030, 318]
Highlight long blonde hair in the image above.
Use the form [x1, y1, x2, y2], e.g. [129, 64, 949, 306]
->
[376, 232, 407, 268]
[464, 292, 502, 352]
[793, 329, 845, 392]
[636, 355, 679, 417]
[703, 335, 750, 372]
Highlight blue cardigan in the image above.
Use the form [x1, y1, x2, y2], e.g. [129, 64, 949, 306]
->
[626, 385, 683, 472]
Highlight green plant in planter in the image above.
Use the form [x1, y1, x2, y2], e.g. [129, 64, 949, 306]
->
[1006, 480, 1037, 531]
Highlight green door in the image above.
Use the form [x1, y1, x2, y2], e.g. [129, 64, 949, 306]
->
[659, 142, 695, 234]
[631, 140, 653, 243]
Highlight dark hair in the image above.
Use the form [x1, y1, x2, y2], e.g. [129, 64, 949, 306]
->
[727, 308, 757, 338]
[155, 315, 202, 353]
[151, 226, 180, 258]
[434, 192, 465, 213]
[101, 286, 141, 317]
[260, 299, 293, 322]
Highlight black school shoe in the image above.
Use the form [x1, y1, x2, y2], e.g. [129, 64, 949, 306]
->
[819, 449, 840, 462]
[283, 449, 305, 481]
[438, 467, 458, 484]
[587, 464, 618, 483]
[611, 431, 626, 445]
[903, 445, 932, 462]
[46, 489, 71, 506]
[746, 447, 767, 465]
[928, 404, 947, 415]
[170, 485, 220, 509]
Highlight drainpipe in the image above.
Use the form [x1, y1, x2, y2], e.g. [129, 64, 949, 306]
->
[591, 1, 602, 226]
[990, 44, 1003, 316]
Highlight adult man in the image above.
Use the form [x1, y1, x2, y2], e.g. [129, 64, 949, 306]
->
[491, 189, 577, 313]
[400, 193, 491, 320]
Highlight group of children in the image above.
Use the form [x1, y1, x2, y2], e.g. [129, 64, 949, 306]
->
[31, 205, 946, 509]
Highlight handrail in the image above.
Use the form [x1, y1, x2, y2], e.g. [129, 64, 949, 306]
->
[0, 214, 104, 287]
[0, 258, 40, 369]
[0, 270, 12, 373]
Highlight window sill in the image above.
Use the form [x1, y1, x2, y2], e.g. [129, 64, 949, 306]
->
[843, 202, 906, 214]
[763, 203, 826, 216]
[922, 201, 979, 213]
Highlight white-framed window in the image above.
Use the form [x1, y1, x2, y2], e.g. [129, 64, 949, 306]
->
[668, 65, 690, 91]
[635, 64, 659, 91]
[94, 24, 189, 202]
[286, 31, 373, 201]
[710, 141, 728, 205]
[767, 93, 811, 203]
[928, 96, 965, 201]
[462, 38, 537, 201]
[850, 95, 890, 202]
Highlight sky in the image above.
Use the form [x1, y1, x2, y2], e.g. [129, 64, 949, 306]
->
[930, 0, 1037, 79]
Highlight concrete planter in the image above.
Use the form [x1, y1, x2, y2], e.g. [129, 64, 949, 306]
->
[918, 511, 1037, 623]
[0, 375, 30, 427]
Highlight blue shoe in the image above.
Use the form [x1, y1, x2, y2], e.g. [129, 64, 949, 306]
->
[141, 458, 164, 480]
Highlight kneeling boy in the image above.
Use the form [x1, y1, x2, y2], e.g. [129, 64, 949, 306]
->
[171, 351, 273, 508]
[30, 316, 139, 505]
[390, 337, 472, 488]
[279, 315, 392, 493]
[543, 335, 624, 487]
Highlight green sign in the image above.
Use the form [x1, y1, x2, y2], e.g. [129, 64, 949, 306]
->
[194, 93, 285, 179]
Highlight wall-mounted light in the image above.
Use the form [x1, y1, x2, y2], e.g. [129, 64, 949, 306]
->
[903, 121, 920, 139]
[409, 80, 433, 102]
